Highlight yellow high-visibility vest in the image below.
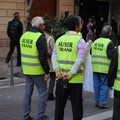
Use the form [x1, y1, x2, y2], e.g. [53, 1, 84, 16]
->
[92, 38, 111, 74]
[20, 31, 45, 75]
[114, 46, 120, 91]
[56, 33, 83, 83]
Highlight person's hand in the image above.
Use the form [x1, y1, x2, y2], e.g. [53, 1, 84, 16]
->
[107, 81, 114, 89]
[44, 74, 50, 81]
[64, 74, 71, 80]
[87, 39, 92, 45]
[56, 71, 63, 79]
[109, 87, 113, 90]
[63, 72, 73, 80]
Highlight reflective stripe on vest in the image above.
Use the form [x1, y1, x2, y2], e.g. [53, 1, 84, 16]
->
[21, 54, 41, 66]
[56, 34, 83, 83]
[58, 60, 83, 73]
[114, 46, 120, 91]
[92, 38, 111, 74]
[20, 31, 45, 75]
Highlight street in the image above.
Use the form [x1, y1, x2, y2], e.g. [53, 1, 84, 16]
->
[0, 81, 113, 120]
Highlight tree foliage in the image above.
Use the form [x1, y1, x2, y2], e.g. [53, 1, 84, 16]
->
[43, 14, 68, 41]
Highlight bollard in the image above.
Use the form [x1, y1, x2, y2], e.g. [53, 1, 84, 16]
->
[10, 56, 14, 86]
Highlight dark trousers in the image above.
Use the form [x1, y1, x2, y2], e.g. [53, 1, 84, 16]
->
[112, 90, 120, 120]
[48, 72, 56, 94]
[55, 80, 83, 120]
[5, 38, 21, 65]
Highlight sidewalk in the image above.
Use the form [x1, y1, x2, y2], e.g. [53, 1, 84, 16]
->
[0, 65, 24, 86]
[0, 57, 24, 86]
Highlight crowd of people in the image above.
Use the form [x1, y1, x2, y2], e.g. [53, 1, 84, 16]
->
[5, 11, 120, 120]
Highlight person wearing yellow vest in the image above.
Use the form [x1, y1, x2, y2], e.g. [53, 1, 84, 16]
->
[20, 16, 50, 120]
[52, 16, 91, 120]
[91, 25, 115, 109]
[108, 46, 120, 120]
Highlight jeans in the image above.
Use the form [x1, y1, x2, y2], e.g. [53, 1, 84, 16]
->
[22, 75, 47, 120]
[93, 72, 108, 104]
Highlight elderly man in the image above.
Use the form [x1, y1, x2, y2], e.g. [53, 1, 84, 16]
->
[91, 25, 115, 109]
[20, 16, 50, 120]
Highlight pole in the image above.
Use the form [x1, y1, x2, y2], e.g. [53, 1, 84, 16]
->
[10, 56, 14, 86]
[108, 2, 112, 25]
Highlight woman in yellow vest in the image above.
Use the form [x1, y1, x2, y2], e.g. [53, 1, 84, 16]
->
[91, 25, 115, 109]
[52, 15, 91, 120]
[108, 46, 120, 120]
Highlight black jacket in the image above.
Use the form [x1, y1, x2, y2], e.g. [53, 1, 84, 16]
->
[108, 48, 118, 87]
[30, 27, 50, 74]
[7, 18, 23, 39]
[108, 47, 120, 97]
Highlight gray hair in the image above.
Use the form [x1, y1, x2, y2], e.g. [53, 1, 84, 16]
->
[101, 25, 112, 37]
[31, 16, 45, 27]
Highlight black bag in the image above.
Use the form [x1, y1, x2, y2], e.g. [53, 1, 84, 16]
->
[56, 79, 69, 97]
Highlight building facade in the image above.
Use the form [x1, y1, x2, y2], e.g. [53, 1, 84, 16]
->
[0, 0, 74, 48]
[0, 0, 120, 58]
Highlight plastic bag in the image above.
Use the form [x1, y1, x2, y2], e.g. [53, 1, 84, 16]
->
[109, 87, 114, 98]
[83, 46, 94, 93]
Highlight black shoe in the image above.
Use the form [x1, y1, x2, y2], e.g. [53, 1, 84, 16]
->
[95, 103, 99, 107]
[28, 116, 34, 120]
[13, 72, 20, 77]
[47, 93, 55, 101]
[5, 59, 9, 63]
[16, 63, 21, 66]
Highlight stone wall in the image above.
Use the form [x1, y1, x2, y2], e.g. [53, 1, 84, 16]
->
[0, 0, 25, 48]
[0, 0, 25, 78]
[57, 0, 74, 19]
[0, 0, 74, 47]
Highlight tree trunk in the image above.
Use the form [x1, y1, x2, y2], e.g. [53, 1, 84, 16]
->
[24, 0, 34, 31]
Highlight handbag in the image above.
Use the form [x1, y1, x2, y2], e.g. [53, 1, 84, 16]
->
[56, 79, 69, 97]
